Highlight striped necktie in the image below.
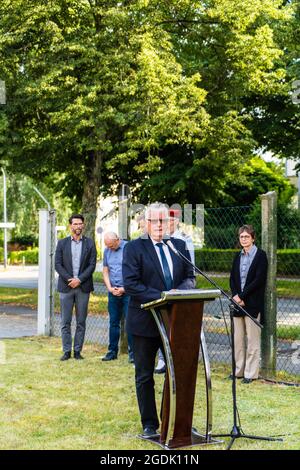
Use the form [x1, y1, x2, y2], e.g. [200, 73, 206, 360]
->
[156, 242, 173, 291]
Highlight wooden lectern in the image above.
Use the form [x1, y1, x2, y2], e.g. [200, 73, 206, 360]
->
[141, 289, 221, 449]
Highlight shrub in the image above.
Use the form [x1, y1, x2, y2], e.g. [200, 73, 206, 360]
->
[277, 249, 300, 276]
[195, 248, 238, 272]
[9, 248, 39, 265]
[195, 248, 300, 275]
[9, 235, 38, 247]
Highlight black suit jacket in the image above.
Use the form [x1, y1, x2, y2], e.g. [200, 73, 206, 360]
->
[230, 247, 268, 321]
[122, 236, 195, 337]
[55, 236, 97, 293]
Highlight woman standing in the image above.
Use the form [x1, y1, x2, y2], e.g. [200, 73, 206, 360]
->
[230, 225, 268, 384]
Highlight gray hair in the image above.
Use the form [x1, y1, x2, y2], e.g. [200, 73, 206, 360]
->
[104, 231, 119, 241]
[145, 203, 169, 220]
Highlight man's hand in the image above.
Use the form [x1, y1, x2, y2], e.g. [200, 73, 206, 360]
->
[68, 278, 81, 289]
[233, 294, 245, 307]
[110, 287, 125, 296]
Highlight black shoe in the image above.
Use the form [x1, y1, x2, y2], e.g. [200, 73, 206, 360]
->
[242, 378, 253, 384]
[74, 352, 84, 360]
[142, 427, 159, 439]
[192, 427, 201, 436]
[60, 352, 71, 361]
[102, 353, 117, 361]
[228, 374, 243, 380]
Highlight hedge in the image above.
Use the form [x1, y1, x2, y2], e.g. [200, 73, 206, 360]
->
[277, 249, 300, 276]
[195, 248, 300, 276]
[195, 249, 238, 273]
[0, 247, 299, 274]
[0, 248, 39, 265]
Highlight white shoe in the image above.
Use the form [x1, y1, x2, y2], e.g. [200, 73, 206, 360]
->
[154, 359, 166, 374]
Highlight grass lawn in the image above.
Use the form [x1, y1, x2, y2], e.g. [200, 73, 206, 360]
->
[0, 337, 299, 450]
[0, 287, 108, 315]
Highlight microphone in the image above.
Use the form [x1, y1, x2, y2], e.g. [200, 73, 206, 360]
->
[165, 238, 262, 329]
[165, 239, 179, 255]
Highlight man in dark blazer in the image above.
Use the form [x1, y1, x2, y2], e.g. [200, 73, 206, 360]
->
[230, 224, 268, 384]
[122, 203, 195, 438]
[55, 214, 97, 361]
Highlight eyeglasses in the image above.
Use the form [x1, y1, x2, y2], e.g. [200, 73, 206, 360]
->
[239, 235, 251, 239]
[147, 219, 168, 225]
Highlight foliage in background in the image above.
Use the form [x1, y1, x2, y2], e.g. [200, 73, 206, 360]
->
[121, 0, 296, 206]
[220, 156, 296, 207]
[247, 199, 300, 249]
[246, 0, 300, 170]
[194, 248, 300, 275]
[203, 200, 300, 250]
[0, 0, 297, 232]
[0, 175, 71, 244]
[0, 0, 208, 236]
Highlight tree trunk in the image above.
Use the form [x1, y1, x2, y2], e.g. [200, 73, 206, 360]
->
[81, 151, 102, 240]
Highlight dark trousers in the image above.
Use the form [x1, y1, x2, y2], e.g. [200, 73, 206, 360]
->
[132, 334, 163, 430]
[60, 288, 90, 353]
[108, 293, 133, 357]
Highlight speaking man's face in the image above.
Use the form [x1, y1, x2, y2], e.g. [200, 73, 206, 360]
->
[146, 209, 169, 242]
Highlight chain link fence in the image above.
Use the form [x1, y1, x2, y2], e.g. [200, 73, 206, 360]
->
[196, 204, 300, 378]
[51, 201, 300, 378]
[52, 281, 109, 348]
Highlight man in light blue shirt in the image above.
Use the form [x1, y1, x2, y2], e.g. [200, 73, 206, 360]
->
[102, 232, 133, 362]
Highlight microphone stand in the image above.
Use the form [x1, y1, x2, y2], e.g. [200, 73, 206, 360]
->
[166, 240, 283, 450]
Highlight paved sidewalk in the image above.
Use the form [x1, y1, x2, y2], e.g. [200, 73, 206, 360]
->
[0, 304, 37, 338]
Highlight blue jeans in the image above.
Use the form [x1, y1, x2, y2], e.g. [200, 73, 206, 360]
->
[108, 292, 133, 357]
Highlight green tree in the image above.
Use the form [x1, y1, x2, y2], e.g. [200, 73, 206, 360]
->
[242, 0, 300, 169]
[220, 156, 296, 206]
[0, 174, 71, 245]
[0, 0, 208, 236]
[0, 0, 296, 230]
[105, 0, 294, 206]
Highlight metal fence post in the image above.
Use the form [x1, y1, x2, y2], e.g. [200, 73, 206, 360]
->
[118, 185, 131, 354]
[49, 210, 56, 336]
[37, 209, 56, 335]
[261, 191, 277, 377]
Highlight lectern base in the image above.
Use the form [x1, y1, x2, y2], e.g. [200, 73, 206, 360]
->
[138, 430, 223, 450]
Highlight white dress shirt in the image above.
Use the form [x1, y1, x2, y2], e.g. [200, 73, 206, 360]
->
[150, 237, 174, 278]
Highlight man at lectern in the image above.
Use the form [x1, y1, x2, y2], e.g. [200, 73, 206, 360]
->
[122, 203, 195, 438]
